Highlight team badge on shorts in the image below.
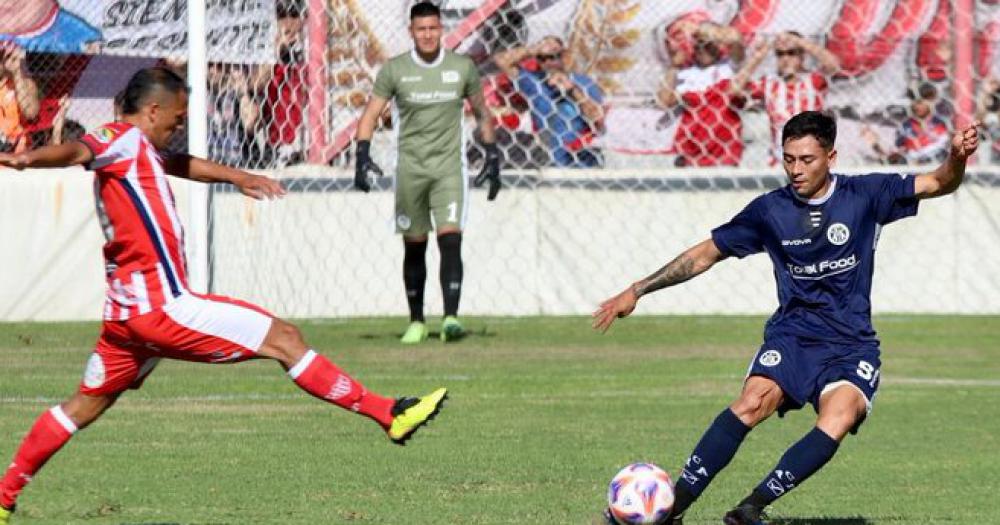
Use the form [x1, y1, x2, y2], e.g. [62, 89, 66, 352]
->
[396, 213, 412, 230]
[83, 353, 106, 388]
[758, 349, 782, 367]
[827, 223, 850, 245]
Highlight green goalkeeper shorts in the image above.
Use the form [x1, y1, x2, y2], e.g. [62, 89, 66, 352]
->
[394, 171, 467, 235]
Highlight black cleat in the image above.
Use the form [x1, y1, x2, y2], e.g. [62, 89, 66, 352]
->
[723, 504, 768, 525]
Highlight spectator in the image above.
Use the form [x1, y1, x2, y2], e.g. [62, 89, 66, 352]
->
[27, 94, 82, 146]
[264, 1, 307, 167]
[0, 42, 39, 153]
[493, 35, 605, 167]
[976, 76, 1000, 163]
[732, 32, 840, 163]
[208, 64, 268, 168]
[657, 19, 745, 167]
[862, 82, 950, 165]
[0, 0, 99, 54]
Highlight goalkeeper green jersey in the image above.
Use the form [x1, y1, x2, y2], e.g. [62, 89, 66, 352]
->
[373, 49, 481, 176]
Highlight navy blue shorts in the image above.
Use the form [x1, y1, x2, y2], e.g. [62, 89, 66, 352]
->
[746, 334, 881, 433]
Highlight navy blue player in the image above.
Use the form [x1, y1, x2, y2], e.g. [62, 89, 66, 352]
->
[593, 111, 982, 525]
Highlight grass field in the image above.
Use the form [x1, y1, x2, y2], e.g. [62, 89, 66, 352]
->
[1, 316, 999, 524]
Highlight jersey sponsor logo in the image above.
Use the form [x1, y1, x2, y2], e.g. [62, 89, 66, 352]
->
[83, 353, 106, 388]
[781, 238, 812, 246]
[406, 90, 459, 103]
[827, 222, 850, 245]
[786, 254, 858, 279]
[400, 76, 422, 83]
[396, 213, 412, 230]
[758, 349, 782, 367]
[441, 70, 460, 83]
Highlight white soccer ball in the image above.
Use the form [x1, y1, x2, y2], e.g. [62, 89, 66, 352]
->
[607, 462, 675, 525]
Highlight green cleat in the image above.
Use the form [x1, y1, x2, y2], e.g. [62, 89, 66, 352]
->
[400, 321, 428, 344]
[0, 505, 11, 525]
[440, 316, 466, 342]
[387, 387, 448, 445]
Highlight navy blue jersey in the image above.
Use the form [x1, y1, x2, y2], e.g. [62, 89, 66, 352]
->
[712, 173, 919, 344]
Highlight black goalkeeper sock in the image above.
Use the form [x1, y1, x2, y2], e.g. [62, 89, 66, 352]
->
[403, 239, 427, 322]
[437, 232, 463, 317]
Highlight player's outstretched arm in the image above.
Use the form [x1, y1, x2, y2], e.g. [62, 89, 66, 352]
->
[914, 121, 981, 200]
[164, 155, 285, 200]
[592, 238, 726, 333]
[0, 142, 92, 170]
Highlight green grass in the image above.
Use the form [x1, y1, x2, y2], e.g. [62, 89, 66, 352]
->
[1, 316, 999, 524]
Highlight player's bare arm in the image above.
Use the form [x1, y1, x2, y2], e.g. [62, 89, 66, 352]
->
[164, 155, 285, 200]
[0, 141, 92, 170]
[467, 89, 496, 144]
[913, 121, 982, 199]
[592, 239, 726, 332]
[356, 95, 389, 142]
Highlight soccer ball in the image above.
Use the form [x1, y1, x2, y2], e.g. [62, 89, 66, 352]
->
[606, 462, 675, 525]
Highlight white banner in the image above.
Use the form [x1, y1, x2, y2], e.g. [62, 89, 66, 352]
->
[101, 0, 276, 63]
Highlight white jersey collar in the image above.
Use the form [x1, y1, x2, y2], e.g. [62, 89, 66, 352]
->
[410, 47, 445, 68]
[792, 174, 837, 205]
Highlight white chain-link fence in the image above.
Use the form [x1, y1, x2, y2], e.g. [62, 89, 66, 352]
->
[3, 2, 1000, 320]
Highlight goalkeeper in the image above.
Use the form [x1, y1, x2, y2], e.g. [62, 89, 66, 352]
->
[354, 1, 500, 344]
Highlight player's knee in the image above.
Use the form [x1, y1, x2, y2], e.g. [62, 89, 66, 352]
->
[261, 319, 308, 365]
[731, 382, 782, 426]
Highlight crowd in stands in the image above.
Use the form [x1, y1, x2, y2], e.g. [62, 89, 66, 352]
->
[2, 3, 999, 171]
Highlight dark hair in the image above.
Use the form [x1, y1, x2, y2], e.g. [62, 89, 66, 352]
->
[121, 67, 189, 115]
[917, 81, 938, 100]
[410, 1, 440, 20]
[781, 110, 837, 149]
[62, 120, 86, 143]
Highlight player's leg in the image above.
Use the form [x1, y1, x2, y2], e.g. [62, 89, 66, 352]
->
[0, 324, 151, 515]
[429, 172, 467, 342]
[142, 293, 447, 444]
[667, 375, 785, 520]
[396, 172, 433, 344]
[724, 386, 866, 525]
[724, 349, 877, 525]
[0, 397, 111, 513]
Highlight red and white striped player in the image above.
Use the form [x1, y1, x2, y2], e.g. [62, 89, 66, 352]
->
[733, 32, 841, 163]
[0, 67, 447, 523]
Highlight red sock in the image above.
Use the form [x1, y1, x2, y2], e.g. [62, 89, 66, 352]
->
[1, 406, 77, 509]
[288, 350, 395, 429]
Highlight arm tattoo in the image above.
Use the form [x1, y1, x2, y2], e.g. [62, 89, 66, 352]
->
[634, 253, 697, 297]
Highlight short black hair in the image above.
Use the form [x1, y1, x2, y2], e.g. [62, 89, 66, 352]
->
[782, 110, 837, 150]
[410, 1, 440, 20]
[121, 67, 189, 115]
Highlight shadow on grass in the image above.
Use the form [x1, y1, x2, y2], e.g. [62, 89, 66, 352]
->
[770, 518, 873, 525]
[359, 326, 497, 341]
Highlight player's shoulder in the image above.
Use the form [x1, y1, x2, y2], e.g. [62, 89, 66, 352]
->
[83, 122, 135, 146]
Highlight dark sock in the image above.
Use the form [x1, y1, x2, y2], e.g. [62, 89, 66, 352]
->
[403, 239, 427, 322]
[437, 232, 463, 317]
[672, 408, 751, 516]
[749, 426, 840, 506]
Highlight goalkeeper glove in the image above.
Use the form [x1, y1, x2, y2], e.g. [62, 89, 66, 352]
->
[354, 140, 383, 192]
[473, 143, 501, 201]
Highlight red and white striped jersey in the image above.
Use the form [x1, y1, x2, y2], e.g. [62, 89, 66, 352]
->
[750, 72, 828, 159]
[80, 123, 188, 321]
